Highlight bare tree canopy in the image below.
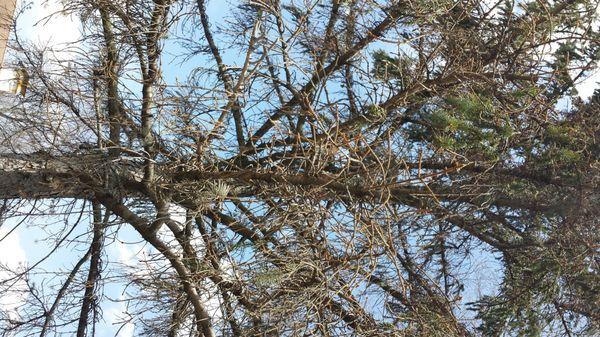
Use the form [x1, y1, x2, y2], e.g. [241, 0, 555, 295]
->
[0, 0, 599, 336]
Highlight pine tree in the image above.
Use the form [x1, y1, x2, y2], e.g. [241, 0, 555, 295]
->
[0, 1, 598, 336]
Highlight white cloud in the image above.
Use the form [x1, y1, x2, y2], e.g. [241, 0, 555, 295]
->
[16, 0, 80, 50]
[115, 239, 140, 267]
[0, 225, 28, 322]
[575, 69, 600, 100]
[4, 0, 83, 76]
[103, 299, 135, 337]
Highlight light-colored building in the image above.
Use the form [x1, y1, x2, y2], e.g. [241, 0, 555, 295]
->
[0, 0, 16, 66]
[0, 0, 25, 95]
